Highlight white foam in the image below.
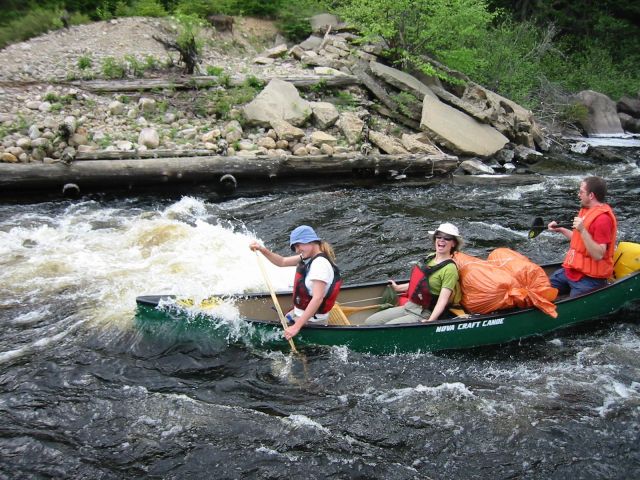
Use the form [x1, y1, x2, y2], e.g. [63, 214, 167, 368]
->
[286, 414, 330, 433]
[375, 381, 475, 403]
[0, 196, 297, 333]
[10, 308, 50, 326]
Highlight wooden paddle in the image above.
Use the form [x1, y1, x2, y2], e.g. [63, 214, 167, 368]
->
[255, 251, 298, 354]
[528, 216, 572, 239]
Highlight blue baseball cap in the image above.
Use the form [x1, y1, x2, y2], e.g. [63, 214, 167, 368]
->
[290, 225, 321, 250]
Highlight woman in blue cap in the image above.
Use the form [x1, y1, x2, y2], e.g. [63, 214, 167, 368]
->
[250, 225, 342, 340]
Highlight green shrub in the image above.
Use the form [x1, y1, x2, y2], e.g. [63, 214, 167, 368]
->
[102, 56, 126, 78]
[244, 75, 264, 89]
[144, 55, 159, 70]
[338, 0, 497, 79]
[78, 55, 93, 70]
[559, 103, 589, 125]
[206, 65, 225, 76]
[333, 91, 358, 108]
[276, 0, 328, 42]
[473, 19, 560, 107]
[68, 12, 93, 26]
[0, 7, 63, 49]
[135, 0, 168, 16]
[545, 41, 640, 101]
[202, 84, 261, 119]
[43, 92, 59, 102]
[175, 0, 236, 17]
[124, 54, 145, 77]
[172, 13, 205, 73]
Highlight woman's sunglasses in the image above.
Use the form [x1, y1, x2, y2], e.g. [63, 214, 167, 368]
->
[435, 235, 455, 242]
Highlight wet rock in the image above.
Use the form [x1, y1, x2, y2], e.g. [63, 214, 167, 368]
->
[460, 158, 495, 174]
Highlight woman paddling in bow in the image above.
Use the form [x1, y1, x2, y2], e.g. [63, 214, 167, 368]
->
[365, 223, 463, 325]
[250, 225, 342, 340]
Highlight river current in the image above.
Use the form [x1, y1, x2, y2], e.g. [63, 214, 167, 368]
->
[1, 150, 639, 479]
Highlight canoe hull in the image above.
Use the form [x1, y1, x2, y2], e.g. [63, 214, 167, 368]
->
[135, 267, 640, 354]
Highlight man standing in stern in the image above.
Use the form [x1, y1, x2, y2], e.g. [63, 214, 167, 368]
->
[548, 176, 617, 297]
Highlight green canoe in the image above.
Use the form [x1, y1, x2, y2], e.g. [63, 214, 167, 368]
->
[135, 262, 640, 355]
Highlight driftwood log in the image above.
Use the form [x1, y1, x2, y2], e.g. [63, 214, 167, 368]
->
[0, 153, 458, 194]
[351, 63, 421, 131]
[68, 74, 361, 93]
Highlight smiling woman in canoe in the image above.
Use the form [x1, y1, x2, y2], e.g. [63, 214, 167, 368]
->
[365, 223, 463, 325]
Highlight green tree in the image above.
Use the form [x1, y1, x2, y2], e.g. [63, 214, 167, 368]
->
[337, 0, 497, 78]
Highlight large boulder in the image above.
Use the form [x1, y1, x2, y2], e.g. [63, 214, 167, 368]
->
[574, 90, 624, 135]
[369, 61, 437, 100]
[617, 95, 640, 118]
[243, 79, 312, 127]
[462, 83, 546, 150]
[310, 13, 342, 32]
[619, 112, 640, 133]
[420, 95, 509, 157]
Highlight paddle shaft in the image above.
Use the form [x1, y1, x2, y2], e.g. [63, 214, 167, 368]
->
[255, 251, 298, 354]
[339, 304, 381, 315]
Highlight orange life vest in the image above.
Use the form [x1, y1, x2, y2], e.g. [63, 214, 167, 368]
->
[562, 204, 617, 279]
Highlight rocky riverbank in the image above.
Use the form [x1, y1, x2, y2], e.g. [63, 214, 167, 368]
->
[0, 14, 638, 195]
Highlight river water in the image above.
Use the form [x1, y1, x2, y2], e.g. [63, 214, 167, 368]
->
[1, 150, 639, 479]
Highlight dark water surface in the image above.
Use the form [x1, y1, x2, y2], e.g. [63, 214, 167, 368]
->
[1, 153, 639, 479]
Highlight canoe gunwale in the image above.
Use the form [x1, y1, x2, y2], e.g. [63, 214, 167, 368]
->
[135, 265, 640, 330]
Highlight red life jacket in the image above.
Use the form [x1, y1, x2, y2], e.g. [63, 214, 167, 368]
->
[405, 256, 456, 308]
[293, 253, 342, 314]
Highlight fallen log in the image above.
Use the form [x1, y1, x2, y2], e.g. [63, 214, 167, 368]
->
[67, 74, 361, 93]
[75, 149, 215, 161]
[351, 63, 421, 131]
[0, 153, 458, 195]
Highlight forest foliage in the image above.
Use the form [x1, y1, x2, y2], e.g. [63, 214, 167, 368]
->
[1, 0, 638, 119]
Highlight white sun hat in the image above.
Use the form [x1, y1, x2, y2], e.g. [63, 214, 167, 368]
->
[428, 223, 461, 239]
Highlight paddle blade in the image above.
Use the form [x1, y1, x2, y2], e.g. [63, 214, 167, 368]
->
[528, 217, 545, 239]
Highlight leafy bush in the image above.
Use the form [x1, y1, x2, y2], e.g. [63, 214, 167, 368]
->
[78, 55, 93, 70]
[0, 7, 63, 49]
[131, 0, 168, 17]
[173, 13, 205, 73]
[68, 12, 93, 26]
[174, 0, 236, 17]
[206, 65, 225, 76]
[276, 0, 328, 42]
[544, 41, 640, 101]
[472, 19, 563, 107]
[237, 0, 282, 17]
[202, 84, 261, 118]
[101, 56, 126, 78]
[337, 0, 497, 79]
[124, 54, 145, 77]
[110, 0, 168, 17]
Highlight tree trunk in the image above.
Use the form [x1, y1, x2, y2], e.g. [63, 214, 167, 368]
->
[0, 153, 458, 194]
